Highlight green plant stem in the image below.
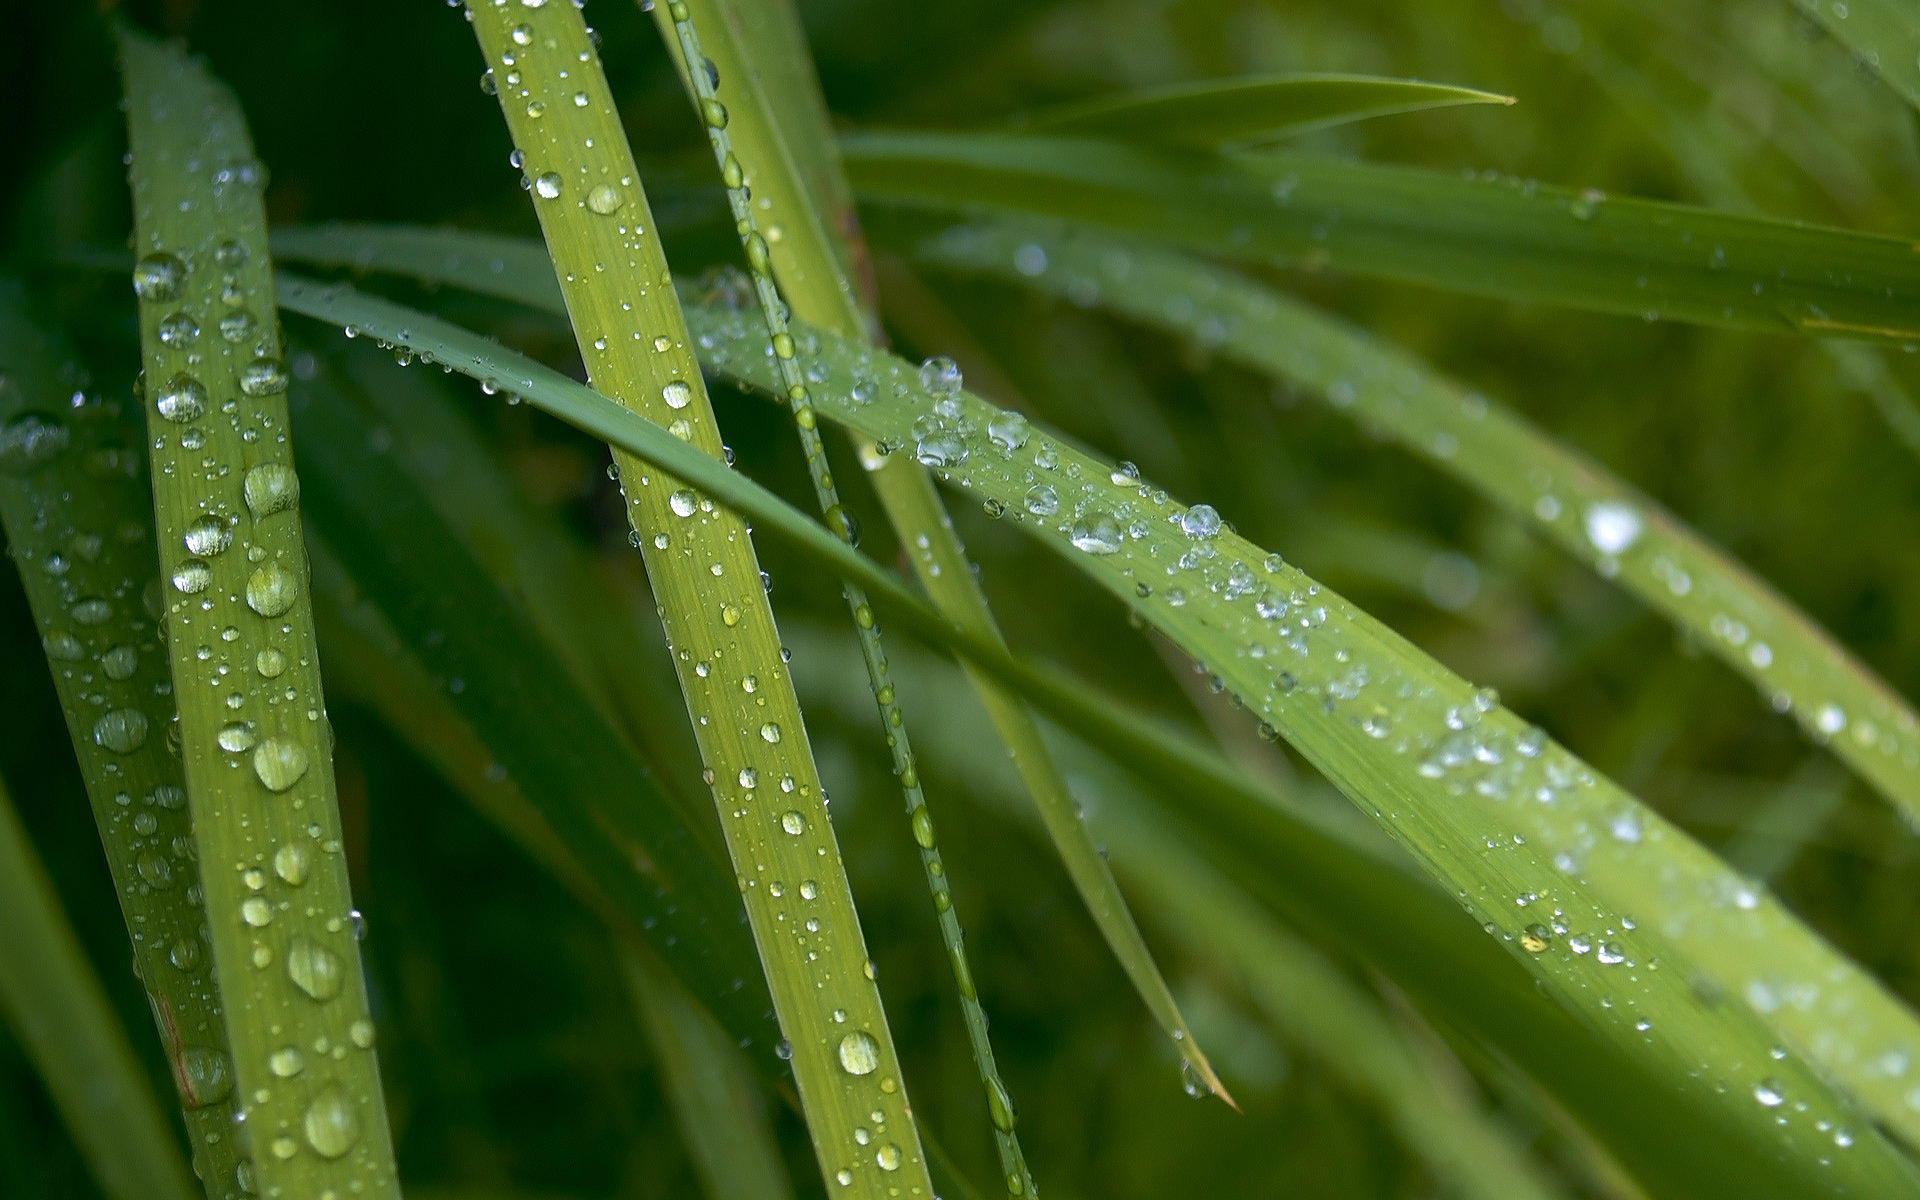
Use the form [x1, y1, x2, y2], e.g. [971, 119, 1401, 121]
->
[460, 5, 931, 1193]
[0, 772, 197, 1200]
[0, 282, 245, 1198]
[117, 26, 398, 1197]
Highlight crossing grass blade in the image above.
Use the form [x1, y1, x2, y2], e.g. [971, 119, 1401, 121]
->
[1794, 0, 1920, 112]
[460, 4, 932, 1192]
[273, 210, 1235, 1106]
[269, 271, 1920, 1196]
[0, 283, 245, 1199]
[0, 772, 197, 1200]
[621, 947, 797, 1200]
[838, 130, 1920, 340]
[1018, 74, 1515, 149]
[912, 220, 1920, 830]
[783, 620, 1568, 1200]
[117, 27, 399, 1197]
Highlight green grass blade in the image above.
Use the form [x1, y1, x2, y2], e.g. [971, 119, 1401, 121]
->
[0, 283, 246, 1198]
[839, 130, 1920, 340]
[786, 621, 1567, 1200]
[1795, 0, 1920, 112]
[0, 773, 197, 1200]
[914, 221, 1920, 831]
[1020, 73, 1516, 149]
[283, 342, 772, 1045]
[460, 5, 931, 1193]
[117, 27, 399, 1196]
[269, 271, 1920, 1194]
[270, 207, 1235, 1102]
[622, 948, 797, 1200]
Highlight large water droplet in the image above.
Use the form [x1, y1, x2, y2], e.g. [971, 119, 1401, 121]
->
[92, 708, 150, 753]
[662, 380, 692, 409]
[838, 1030, 880, 1076]
[1180, 504, 1222, 539]
[217, 721, 258, 753]
[154, 374, 208, 422]
[171, 559, 213, 594]
[238, 358, 289, 397]
[1069, 514, 1123, 555]
[986, 410, 1030, 453]
[183, 516, 233, 556]
[245, 562, 297, 617]
[303, 1086, 360, 1159]
[157, 311, 200, 347]
[268, 1046, 305, 1078]
[587, 184, 624, 214]
[219, 310, 257, 343]
[133, 252, 186, 302]
[177, 1047, 233, 1107]
[286, 935, 345, 1000]
[534, 172, 563, 199]
[917, 356, 962, 394]
[253, 737, 310, 792]
[243, 464, 300, 517]
[669, 489, 698, 517]
[274, 842, 311, 886]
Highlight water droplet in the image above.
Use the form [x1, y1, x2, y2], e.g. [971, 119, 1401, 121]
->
[240, 896, 273, 927]
[158, 311, 200, 347]
[183, 516, 232, 556]
[274, 842, 312, 886]
[303, 1086, 360, 1159]
[1520, 924, 1551, 953]
[875, 1144, 901, 1172]
[534, 172, 563, 199]
[669, 489, 698, 518]
[154, 374, 208, 422]
[219, 310, 257, 343]
[133, 252, 186, 302]
[986, 410, 1031, 453]
[256, 647, 287, 678]
[246, 562, 297, 617]
[1583, 501, 1643, 556]
[42, 629, 84, 660]
[99, 644, 138, 681]
[760, 722, 782, 744]
[178, 1047, 233, 1107]
[918, 356, 962, 394]
[171, 559, 213, 594]
[781, 810, 807, 835]
[986, 1077, 1017, 1131]
[1816, 704, 1847, 736]
[217, 721, 258, 753]
[1069, 514, 1123, 555]
[239, 358, 289, 397]
[244, 464, 300, 516]
[838, 1030, 880, 1075]
[587, 183, 624, 214]
[350, 1018, 376, 1049]
[910, 807, 935, 848]
[0, 412, 71, 473]
[92, 708, 149, 753]
[71, 596, 113, 624]
[1180, 504, 1222, 539]
[253, 737, 310, 792]
[268, 1046, 305, 1077]
[286, 935, 344, 1000]
[168, 937, 202, 970]
[662, 380, 692, 409]
[1755, 1078, 1786, 1107]
[136, 850, 174, 888]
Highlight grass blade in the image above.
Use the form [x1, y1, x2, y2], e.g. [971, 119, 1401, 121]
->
[117, 27, 399, 1195]
[0, 773, 197, 1200]
[269, 272, 1920, 1194]
[459, 4, 932, 1192]
[839, 130, 1920, 340]
[1019, 74, 1516, 149]
[621, 948, 797, 1200]
[914, 221, 1920, 831]
[1795, 0, 1920, 112]
[0, 283, 246, 1198]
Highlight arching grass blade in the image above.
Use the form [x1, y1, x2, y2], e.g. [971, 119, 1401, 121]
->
[839, 130, 1920, 340]
[1019, 74, 1515, 149]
